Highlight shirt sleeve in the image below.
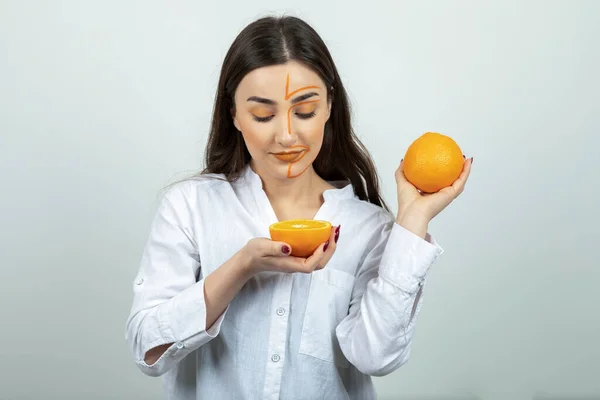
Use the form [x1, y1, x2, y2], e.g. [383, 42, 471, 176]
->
[335, 218, 443, 376]
[124, 182, 228, 377]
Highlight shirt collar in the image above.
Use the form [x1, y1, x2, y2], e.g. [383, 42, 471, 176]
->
[240, 163, 355, 202]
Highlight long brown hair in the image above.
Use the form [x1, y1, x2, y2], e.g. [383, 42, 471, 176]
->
[200, 15, 390, 212]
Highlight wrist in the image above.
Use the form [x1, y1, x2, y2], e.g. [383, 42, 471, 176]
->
[395, 212, 429, 239]
[232, 249, 256, 281]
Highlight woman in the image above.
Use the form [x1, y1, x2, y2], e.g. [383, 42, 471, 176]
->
[125, 15, 472, 400]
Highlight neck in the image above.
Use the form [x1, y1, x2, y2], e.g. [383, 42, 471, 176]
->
[249, 161, 321, 204]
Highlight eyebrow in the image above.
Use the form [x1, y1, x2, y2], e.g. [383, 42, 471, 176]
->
[291, 92, 319, 104]
[247, 92, 320, 105]
[246, 96, 275, 105]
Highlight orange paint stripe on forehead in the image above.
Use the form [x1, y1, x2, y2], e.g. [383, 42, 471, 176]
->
[285, 74, 320, 100]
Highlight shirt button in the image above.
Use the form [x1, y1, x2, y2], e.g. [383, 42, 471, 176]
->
[176, 342, 184, 349]
[276, 307, 285, 316]
[135, 278, 144, 285]
[271, 354, 280, 362]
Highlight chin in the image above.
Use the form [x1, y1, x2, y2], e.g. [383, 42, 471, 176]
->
[287, 162, 312, 179]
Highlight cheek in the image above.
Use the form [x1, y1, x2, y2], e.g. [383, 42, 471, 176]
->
[238, 120, 268, 153]
[300, 115, 327, 145]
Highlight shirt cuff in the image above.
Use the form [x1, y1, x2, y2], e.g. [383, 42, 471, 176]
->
[157, 279, 227, 346]
[378, 222, 444, 294]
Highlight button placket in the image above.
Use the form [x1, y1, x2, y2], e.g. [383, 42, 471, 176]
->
[261, 273, 293, 399]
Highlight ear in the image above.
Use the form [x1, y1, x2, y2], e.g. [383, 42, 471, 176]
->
[325, 99, 332, 123]
[231, 108, 241, 131]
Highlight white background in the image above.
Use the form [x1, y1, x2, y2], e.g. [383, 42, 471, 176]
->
[1, 1, 598, 399]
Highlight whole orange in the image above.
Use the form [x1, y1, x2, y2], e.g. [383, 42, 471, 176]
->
[269, 219, 332, 258]
[403, 132, 464, 193]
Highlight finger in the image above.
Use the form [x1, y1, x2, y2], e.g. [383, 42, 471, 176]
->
[314, 225, 339, 270]
[395, 160, 424, 197]
[276, 224, 341, 273]
[394, 159, 409, 184]
[261, 239, 293, 257]
[300, 241, 329, 272]
[451, 157, 473, 195]
[294, 226, 335, 272]
[270, 243, 327, 274]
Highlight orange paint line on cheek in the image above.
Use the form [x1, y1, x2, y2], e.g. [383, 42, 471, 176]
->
[288, 162, 311, 179]
[283, 73, 321, 178]
[287, 108, 291, 136]
[287, 99, 320, 135]
[290, 148, 309, 163]
[285, 145, 310, 178]
[285, 146, 311, 179]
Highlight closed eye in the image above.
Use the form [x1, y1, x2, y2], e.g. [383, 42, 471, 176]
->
[293, 99, 319, 120]
[295, 111, 316, 120]
[253, 115, 274, 122]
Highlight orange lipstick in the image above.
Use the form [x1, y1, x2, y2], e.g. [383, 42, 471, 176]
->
[273, 150, 305, 162]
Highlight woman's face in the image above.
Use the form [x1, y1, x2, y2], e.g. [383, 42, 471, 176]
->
[232, 61, 331, 180]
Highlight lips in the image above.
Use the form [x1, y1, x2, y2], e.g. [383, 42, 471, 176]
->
[273, 151, 305, 162]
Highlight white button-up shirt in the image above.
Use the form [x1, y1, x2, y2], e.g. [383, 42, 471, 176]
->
[125, 164, 444, 399]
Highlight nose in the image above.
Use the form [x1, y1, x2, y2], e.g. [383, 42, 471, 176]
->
[275, 112, 297, 147]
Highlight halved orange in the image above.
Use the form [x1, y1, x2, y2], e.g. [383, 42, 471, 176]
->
[269, 219, 332, 258]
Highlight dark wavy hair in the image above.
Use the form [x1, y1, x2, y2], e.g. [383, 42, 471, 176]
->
[199, 15, 390, 212]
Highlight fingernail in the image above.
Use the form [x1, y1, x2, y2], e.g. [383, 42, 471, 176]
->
[334, 225, 341, 243]
[323, 240, 330, 252]
[282, 245, 290, 254]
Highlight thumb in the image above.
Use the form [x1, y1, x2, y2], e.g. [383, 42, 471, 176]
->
[267, 240, 292, 257]
[395, 159, 408, 184]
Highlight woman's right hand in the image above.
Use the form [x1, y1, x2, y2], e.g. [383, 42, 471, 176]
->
[240, 225, 340, 276]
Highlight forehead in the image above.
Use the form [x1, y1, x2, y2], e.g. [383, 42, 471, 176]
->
[235, 61, 325, 100]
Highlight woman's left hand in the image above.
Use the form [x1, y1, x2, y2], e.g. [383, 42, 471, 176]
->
[395, 157, 473, 224]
